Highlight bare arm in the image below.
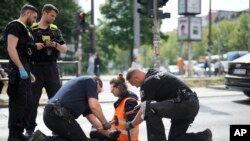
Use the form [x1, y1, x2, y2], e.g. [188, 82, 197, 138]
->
[7, 34, 23, 69]
[55, 43, 67, 53]
[88, 97, 108, 125]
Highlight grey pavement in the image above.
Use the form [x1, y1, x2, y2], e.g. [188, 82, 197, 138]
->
[0, 75, 244, 141]
[0, 75, 233, 107]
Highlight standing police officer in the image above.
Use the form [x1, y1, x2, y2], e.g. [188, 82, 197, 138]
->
[126, 68, 213, 141]
[5, 4, 38, 141]
[25, 4, 67, 136]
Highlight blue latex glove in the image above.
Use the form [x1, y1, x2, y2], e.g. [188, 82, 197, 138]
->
[19, 68, 29, 79]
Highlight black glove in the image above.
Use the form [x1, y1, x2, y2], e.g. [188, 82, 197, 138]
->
[103, 122, 111, 130]
[109, 130, 121, 140]
[125, 121, 134, 131]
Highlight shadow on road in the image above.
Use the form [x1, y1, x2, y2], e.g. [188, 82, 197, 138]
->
[232, 98, 250, 106]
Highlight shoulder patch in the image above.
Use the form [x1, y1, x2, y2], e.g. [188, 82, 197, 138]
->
[31, 23, 39, 30]
[49, 24, 58, 30]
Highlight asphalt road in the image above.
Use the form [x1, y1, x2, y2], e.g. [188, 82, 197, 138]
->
[0, 87, 249, 141]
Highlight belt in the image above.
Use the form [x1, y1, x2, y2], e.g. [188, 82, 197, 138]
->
[168, 91, 197, 103]
[48, 101, 73, 120]
[31, 61, 56, 65]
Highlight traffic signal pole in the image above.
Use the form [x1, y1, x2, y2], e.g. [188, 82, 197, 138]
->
[153, 0, 161, 68]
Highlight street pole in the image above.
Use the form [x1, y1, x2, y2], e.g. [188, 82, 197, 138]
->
[208, 0, 212, 77]
[133, 0, 141, 63]
[77, 29, 83, 76]
[248, 0, 250, 52]
[90, 0, 96, 53]
[153, 0, 161, 68]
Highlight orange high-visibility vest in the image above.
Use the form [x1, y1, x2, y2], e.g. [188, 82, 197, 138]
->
[112, 97, 139, 141]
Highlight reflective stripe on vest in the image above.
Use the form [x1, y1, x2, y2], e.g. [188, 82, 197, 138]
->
[112, 97, 139, 141]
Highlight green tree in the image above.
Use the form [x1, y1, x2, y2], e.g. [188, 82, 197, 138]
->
[98, 0, 153, 68]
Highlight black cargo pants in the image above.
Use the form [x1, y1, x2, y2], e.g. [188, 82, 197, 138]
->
[26, 62, 61, 131]
[145, 94, 200, 141]
[43, 103, 89, 141]
[7, 63, 32, 137]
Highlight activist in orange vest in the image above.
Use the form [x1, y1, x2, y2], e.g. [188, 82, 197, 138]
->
[110, 74, 139, 141]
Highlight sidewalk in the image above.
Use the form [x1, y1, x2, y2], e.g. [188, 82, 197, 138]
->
[0, 75, 231, 108]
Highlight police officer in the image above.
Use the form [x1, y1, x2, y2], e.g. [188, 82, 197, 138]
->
[90, 74, 139, 141]
[25, 4, 67, 136]
[125, 68, 213, 141]
[29, 76, 120, 141]
[4, 4, 38, 141]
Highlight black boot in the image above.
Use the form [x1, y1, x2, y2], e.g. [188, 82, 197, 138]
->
[29, 130, 47, 141]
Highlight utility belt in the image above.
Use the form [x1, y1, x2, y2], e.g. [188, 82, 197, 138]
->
[169, 89, 198, 103]
[46, 100, 74, 122]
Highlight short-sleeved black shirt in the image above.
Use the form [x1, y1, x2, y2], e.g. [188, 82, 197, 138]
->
[32, 25, 65, 62]
[5, 22, 33, 60]
[49, 76, 98, 118]
[140, 68, 192, 102]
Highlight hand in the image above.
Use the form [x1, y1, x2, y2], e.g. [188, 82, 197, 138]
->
[125, 121, 134, 131]
[103, 122, 111, 130]
[19, 68, 29, 79]
[109, 130, 121, 140]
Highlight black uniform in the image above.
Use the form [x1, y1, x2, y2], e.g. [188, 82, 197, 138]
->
[43, 76, 99, 141]
[5, 20, 36, 140]
[25, 23, 65, 132]
[141, 69, 202, 141]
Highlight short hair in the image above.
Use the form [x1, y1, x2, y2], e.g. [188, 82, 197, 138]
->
[42, 4, 59, 14]
[21, 4, 38, 15]
[126, 68, 139, 80]
[94, 76, 103, 88]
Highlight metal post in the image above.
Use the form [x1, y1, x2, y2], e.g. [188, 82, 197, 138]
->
[133, 0, 141, 62]
[90, 0, 96, 53]
[188, 41, 193, 77]
[77, 30, 83, 76]
[153, 0, 161, 68]
[248, 0, 250, 52]
[208, 0, 212, 77]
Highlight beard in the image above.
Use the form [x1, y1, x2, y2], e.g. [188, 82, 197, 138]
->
[26, 18, 33, 26]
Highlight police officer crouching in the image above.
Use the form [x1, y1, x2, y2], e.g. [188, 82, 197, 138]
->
[29, 76, 121, 141]
[125, 68, 213, 141]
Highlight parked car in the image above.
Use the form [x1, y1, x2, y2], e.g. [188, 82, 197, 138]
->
[225, 53, 250, 97]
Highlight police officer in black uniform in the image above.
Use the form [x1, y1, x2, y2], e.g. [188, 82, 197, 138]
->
[125, 68, 213, 141]
[4, 4, 38, 141]
[29, 76, 120, 141]
[25, 4, 67, 136]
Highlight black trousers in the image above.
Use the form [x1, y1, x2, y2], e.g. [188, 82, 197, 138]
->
[146, 95, 201, 141]
[7, 64, 32, 139]
[43, 104, 89, 141]
[26, 63, 61, 131]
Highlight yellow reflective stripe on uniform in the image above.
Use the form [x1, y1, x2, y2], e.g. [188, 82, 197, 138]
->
[31, 22, 39, 30]
[49, 24, 58, 30]
[16, 19, 33, 38]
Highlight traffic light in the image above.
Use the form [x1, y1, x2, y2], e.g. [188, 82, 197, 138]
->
[157, 0, 169, 8]
[137, 0, 170, 19]
[137, 0, 153, 17]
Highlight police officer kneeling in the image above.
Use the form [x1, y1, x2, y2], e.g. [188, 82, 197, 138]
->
[29, 76, 120, 141]
[125, 68, 213, 141]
